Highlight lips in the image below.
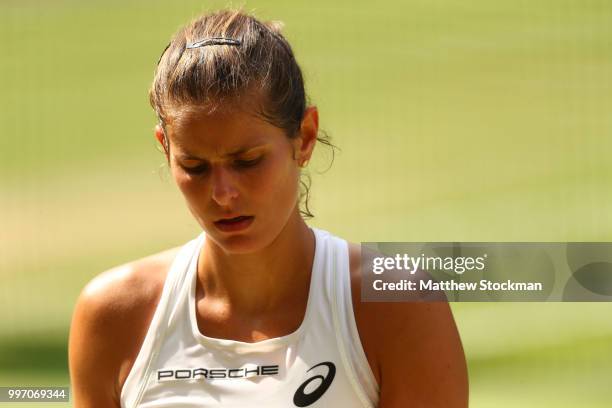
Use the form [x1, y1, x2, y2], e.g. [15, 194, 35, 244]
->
[213, 215, 254, 233]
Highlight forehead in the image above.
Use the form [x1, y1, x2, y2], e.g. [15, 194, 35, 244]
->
[165, 104, 287, 157]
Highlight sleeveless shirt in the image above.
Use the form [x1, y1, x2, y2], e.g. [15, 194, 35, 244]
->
[120, 228, 379, 407]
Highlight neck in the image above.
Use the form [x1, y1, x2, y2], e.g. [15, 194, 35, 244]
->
[197, 210, 315, 315]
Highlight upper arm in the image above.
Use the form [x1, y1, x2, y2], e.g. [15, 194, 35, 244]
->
[69, 268, 131, 407]
[68, 257, 169, 408]
[348, 243, 468, 408]
[69, 247, 179, 406]
[375, 301, 468, 407]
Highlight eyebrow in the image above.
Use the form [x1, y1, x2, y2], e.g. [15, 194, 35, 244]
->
[177, 144, 267, 161]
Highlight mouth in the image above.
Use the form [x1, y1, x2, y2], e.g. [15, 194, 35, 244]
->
[213, 215, 255, 233]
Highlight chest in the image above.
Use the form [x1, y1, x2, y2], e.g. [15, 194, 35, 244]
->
[133, 318, 367, 407]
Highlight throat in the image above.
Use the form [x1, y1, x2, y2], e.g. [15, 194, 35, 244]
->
[193, 228, 316, 341]
[197, 227, 316, 314]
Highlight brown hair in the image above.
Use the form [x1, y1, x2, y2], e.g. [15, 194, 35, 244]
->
[149, 8, 334, 218]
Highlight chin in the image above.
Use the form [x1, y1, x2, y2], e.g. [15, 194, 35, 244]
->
[216, 236, 264, 254]
[205, 228, 276, 255]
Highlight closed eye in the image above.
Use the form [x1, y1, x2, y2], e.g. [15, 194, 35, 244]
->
[234, 156, 262, 169]
[181, 163, 210, 175]
[179, 156, 262, 175]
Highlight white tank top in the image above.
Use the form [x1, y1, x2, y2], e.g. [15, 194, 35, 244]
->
[120, 228, 379, 408]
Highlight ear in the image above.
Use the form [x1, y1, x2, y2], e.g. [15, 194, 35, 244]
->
[155, 124, 170, 160]
[295, 106, 319, 167]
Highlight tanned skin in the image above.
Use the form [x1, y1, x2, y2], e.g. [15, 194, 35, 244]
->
[69, 244, 468, 407]
[69, 105, 468, 407]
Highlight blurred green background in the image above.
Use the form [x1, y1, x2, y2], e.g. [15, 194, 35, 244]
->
[1, 0, 612, 406]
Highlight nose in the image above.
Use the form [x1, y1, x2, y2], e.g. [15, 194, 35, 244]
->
[210, 166, 239, 206]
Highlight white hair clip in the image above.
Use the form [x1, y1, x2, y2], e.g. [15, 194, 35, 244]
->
[186, 37, 242, 49]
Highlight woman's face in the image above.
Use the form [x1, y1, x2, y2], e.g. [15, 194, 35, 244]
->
[160, 104, 316, 254]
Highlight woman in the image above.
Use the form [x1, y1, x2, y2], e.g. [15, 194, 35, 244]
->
[69, 9, 467, 407]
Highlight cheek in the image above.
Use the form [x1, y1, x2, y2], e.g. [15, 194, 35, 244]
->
[172, 168, 206, 203]
[257, 154, 300, 203]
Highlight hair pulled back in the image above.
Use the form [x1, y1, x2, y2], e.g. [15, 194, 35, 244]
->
[149, 8, 331, 218]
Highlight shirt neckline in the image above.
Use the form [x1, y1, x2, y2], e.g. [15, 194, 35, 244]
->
[187, 228, 322, 353]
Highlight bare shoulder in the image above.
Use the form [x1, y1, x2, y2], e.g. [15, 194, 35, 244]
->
[347, 242, 468, 408]
[69, 246, 181, 407]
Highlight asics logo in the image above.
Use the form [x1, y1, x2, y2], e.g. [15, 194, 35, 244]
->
[293, 362, 336, 407]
